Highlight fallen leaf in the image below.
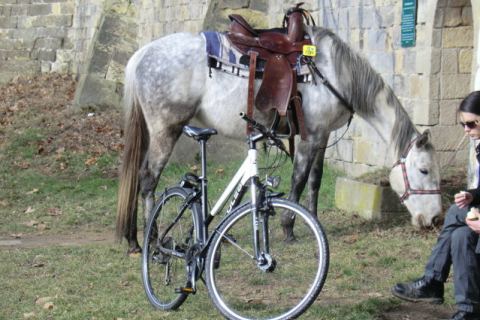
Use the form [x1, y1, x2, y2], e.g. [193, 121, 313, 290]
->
[24, 206, 35, 214]
[47, 207, 62, 216]
[43, 302, 54, 310]
[10, 233, 22, 239]
[23, 312, 35, 319]
[35, 297, 53, 305]
[85, 156, 97, 166]
[0, 200, 8, 207]
[37, 223, 48, 231]
[24, 220, 39, 227]
[26, 189, 39, 195]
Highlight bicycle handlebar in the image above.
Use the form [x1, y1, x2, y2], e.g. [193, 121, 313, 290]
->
[239, 113, 289, 155]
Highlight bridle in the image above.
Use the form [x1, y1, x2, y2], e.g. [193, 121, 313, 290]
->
[392, 135, 441, 203]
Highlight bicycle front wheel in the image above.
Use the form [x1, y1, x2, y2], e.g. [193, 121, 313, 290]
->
[142, 187, 198, 310]
[205, 198, 329, 320]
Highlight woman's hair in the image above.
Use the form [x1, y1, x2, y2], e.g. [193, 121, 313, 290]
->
[459, 91, 480, 115]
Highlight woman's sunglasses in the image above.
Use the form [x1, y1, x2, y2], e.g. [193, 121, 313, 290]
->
[460, 120, 480, 129]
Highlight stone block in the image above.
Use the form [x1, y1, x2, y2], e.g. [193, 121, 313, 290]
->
[34, 37, 63, 50]
[449, 0, 471, 7]
[335, 177, 406, 220]
[443, 7, 462, 27]
[413, 99, 439, 126]
[51, 2, 74, 15]
[430, 124, 465, 152]
[441, 48, 458, 74]
[219, 0, 250, 9]
[366, 30, 387, 51]
[439, 99, 462, 126]
[0, 6, 12, 17]
[27, 4, 52, 16]
[353, 138, 388, 166]
[459, 49, 472, 73]
[462, 6, 472, 26]
[409, 75, 429, 99]
[18, 14, 73, 28]
[74, 74, 122, 108]
[360, 6, 378, 29]
[0, 16, 17, 28]
[329, 138, 353, 162]
[378, 5, 394, 28]
[441, 74, 471, 99]
[434, 8, 445, 28]
[10, 5, 28, 16]
[431, 48, 441, 74]
[429, 75, 440, 100]
[442, 26, 473, 48]
[368, 51, 394, 74]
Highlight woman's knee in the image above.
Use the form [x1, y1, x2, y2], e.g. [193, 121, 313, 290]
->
[444, 205, 467, 225]
[451, 226, 477, 248]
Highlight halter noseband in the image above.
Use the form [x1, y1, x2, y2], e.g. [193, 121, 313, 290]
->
[392, 136, 441, 203]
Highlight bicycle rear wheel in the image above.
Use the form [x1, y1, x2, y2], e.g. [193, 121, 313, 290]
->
[142, 187, 198, 310]
[205, 198, 329, 320]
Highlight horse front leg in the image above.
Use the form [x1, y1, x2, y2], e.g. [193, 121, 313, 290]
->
[283, 141, 318, 242]
[306, 135, 329, 218]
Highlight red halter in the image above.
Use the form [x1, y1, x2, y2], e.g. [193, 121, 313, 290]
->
[392, 136, 441, 203]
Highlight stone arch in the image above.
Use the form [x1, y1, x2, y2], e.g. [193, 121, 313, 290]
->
[426, 0, 474, 167]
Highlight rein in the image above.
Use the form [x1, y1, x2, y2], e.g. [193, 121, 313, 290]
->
[392, 135, 441, 203]
[303, 56, 354, 149]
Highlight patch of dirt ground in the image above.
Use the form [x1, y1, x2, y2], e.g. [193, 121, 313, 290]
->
[0, 74, 464, 320]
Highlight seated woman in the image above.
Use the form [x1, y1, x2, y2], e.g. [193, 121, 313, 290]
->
[391, 91, 480, 320]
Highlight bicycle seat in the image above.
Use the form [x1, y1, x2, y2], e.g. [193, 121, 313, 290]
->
[182, 126, 218, 140]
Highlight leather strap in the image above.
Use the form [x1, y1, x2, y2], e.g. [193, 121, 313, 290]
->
[290, 69, 307, 140]
[247, 51, 258, 134]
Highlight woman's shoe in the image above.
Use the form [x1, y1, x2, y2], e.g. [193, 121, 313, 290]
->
[391, 276, 444, 304]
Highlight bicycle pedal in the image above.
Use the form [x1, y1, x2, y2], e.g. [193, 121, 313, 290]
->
[175, 286, 196, 294]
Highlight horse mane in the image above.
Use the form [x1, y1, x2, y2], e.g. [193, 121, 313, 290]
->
[310, 27, 419, 158]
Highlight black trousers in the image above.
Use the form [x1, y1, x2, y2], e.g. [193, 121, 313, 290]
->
[424, 204, 480, 312]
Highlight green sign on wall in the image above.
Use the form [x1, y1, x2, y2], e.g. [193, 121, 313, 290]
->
[401, 0, 417, 47]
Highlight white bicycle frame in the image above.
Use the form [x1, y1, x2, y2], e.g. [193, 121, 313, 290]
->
[209, 149, 259, 217]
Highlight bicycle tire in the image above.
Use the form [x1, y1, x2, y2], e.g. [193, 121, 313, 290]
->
[142, 187, 199, 310]
[205, 198, 329, 320]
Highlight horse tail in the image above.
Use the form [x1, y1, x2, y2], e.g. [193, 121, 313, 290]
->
[116, 49, 149, 241]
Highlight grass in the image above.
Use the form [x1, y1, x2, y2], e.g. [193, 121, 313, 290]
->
[0, 145, 455, 319]
[0, 77, 455, 319]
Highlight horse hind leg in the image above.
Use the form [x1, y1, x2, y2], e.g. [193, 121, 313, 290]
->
[139, 127, 183, 240]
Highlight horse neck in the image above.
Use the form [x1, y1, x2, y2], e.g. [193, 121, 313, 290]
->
[364, 92, 418, 162]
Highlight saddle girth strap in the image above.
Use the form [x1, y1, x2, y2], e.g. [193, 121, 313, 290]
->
[290, 69, 307, 140]
[246, 51, 258, 134]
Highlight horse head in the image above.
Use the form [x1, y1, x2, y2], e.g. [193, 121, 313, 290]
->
[389, 130, 443, 228]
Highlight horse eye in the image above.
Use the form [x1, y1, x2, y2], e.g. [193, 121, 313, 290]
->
[419, 169, 429, 175]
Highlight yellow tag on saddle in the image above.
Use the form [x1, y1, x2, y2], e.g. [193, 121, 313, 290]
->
[302, 45, 316, 57]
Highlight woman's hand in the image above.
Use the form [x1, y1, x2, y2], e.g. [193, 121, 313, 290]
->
[466, 208, 480, 234]
[454, 191, 473, 209]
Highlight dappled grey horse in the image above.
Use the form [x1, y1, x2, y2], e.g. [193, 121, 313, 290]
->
[116, 26, 442, 254]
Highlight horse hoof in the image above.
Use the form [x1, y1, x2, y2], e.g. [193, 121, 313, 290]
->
[127, 247, 142, 257]
[282, 226, 297, 243]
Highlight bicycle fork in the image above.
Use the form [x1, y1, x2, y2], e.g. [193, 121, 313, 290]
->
[251, 179, 277, 272]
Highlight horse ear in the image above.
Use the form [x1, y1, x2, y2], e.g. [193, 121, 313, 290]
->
[416, 129, 430, 148]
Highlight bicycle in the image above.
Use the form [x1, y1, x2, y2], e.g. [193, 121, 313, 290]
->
[141, 113, 329, 320]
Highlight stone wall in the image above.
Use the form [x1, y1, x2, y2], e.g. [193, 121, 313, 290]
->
[319, 0, 475, 177]
[1, 0, 479, 177]
[0, 0, 75, 83]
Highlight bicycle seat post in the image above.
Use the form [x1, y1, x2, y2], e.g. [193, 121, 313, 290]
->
[198, 139, 208, 219]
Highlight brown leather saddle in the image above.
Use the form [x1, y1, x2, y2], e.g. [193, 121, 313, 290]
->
[226, 3, 315, 140]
